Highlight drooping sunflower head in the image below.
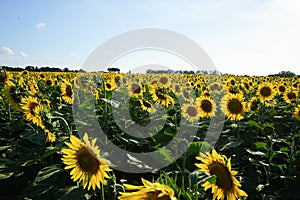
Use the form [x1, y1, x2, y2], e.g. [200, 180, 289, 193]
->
[196, 96, 216, 118]
[0, 70, 12, 84]
[182, 103, 200, 122]
[221, 93, 247, 121]
[294, 105, 300, 120]
[248, 97, 260, 112]
[4, 80, 23, 111]
[44, 129, 56, 143]
[118, 178, 177, 200]
[139, 98, 156, 113]
[60, 81, 74, 104]
[61, 133, 112, 191]
[257, 82, 275, 102]
[195, 148, 247, 200]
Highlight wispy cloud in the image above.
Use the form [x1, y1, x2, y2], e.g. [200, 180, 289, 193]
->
[36, 22, 47, 29]
[0, 47, 15, 55]
[20, 51, 29, 57]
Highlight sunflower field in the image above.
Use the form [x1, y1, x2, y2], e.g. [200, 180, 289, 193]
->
[0, 68, 299, 200]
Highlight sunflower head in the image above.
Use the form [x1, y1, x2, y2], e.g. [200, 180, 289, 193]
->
[20, 96, 44, 128]
[196, 96, 216, 118]
[118, 178, 177, 200]
[221, 93, 247, 121]
[61, 81, 74, 104]
[195, 148, 248, 200]
[139, 98, 156, 113]
[128, 82, 143, 97]
[61, 133, 112, 190]
[284, 90, 298, 104]
[294, 105, 300, 120]
[182, 104, 200, 122]
[257, 83, 275, 102]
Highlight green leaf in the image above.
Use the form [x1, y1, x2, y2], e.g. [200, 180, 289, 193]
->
[220, 139, 242, 151]
[35, 165, 63, 182]
[0, 171, 14, 179]
[0, 145, 10, 152]
[189, 171, 209, 185]
[247, 120, 261, 128]
[187, 141, 210, 156]
[39, 147, 61, 160]
[255, 142, 268, 149]
[206, 175, 217, 184]
[79, 98, 95, 110]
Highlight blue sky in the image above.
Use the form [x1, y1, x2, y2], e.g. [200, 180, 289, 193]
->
[1, 0, 300, 75]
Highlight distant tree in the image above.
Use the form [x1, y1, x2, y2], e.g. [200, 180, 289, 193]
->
[274, 71, 295, 78]
[107, 67, 120, 73]
[63, 67, 69, 72]
[25, 66, 35, 71]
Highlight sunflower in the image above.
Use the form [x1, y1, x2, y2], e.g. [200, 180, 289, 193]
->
[4, 80, 22, 110]
[283, 90, 298, 104]
[208, 82, 224, 94]
[118, 178, 177, 200]
[60, 81, 74, 104]
[158, 74, 171, 88]
[195, 148, 248, 200]
[196, 96, 216, 118]
[139, 98, 156, 113]
[104, 80, 117, 91]
[128, 82, 143, 97]
[20, 96, 44, 128]
[277, 83, 286, 94]
[182, 103, 200, 122]
[221, 93, 247, 121]
[248, 97, 260, 112]
[0, 70, 12, 84]
[171, 83, 182, 96]
[44, 129, 56, 143]
[294, 105, 300, 120]
[149, 84, 174, 107]
[257, 82, 275, 103]
[61, 133, 112, 190]
[45, 78, 54, 87]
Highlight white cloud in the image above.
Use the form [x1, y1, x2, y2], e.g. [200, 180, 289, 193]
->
[36, 22, 46, 29]
[0, 47, 15, 56]
[20, 51, 29, 57]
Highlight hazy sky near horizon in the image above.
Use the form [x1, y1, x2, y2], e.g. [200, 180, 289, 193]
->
[1, 0, 300, 75]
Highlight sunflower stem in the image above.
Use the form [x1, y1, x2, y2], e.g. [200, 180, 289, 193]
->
[50, 116, 71, 134]
[101, 183, 105, 200]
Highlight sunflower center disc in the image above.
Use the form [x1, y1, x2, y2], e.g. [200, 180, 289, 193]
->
[159, 77, 168, 85]
[186, 106, 198, 117]
[228, 99, 242, 114]
[78, 147, 99, 174]
[29, 102, 39, 115]
[209, 162, 233, 190]
[66, 85, 73, 97]
[201, 100, 212, 113]
[287, 92, 296, 100]
[279, 86, 285, 92]
[260, 87, 271, 97]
